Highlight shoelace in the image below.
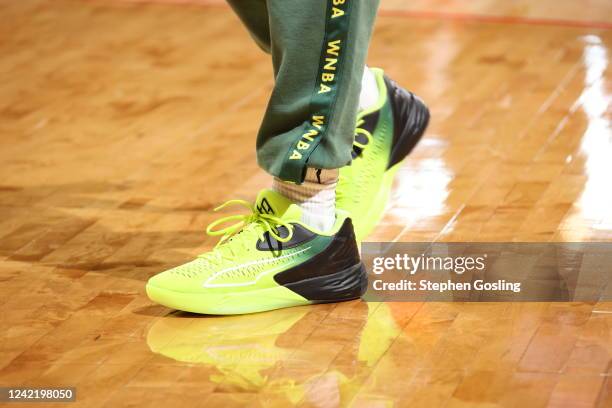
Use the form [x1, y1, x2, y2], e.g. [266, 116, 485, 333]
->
[351, 118, 374, 158]
[199, 199, 294, 263]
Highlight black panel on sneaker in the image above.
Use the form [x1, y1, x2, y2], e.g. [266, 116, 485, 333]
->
[384, 75, 430, 169]
[273, 218, 362, 292]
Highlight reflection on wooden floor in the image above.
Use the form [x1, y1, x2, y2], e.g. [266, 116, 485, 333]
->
[0, 0, 610, 407]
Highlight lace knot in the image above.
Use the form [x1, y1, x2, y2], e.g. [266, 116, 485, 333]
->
[205, 199, 294, 247]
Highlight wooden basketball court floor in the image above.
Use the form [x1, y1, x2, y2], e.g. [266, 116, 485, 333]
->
[0, 0, 611, 406]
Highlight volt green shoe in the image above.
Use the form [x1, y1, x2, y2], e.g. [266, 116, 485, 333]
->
[146, 189, 366, 315]
[337, 68, 430, 241]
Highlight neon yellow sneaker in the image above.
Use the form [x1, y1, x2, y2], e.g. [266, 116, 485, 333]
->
[337, 68, 430, 241]
[146, 189, 366, 315]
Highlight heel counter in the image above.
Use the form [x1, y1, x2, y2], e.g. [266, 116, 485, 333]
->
[315, 216, 362, 278]
[384, 75, 430, 169]
[335, 217, 361, 267]
[273, 218, 361, 286]
[279, 219, 366, 302]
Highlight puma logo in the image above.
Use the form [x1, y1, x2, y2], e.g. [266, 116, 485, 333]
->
[256, 198, 274, 215]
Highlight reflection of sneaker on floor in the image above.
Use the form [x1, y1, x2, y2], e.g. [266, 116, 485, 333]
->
[146, 307, 353, 403]
[146, 307, 312, 391]
[146, 302, 401, 405]
[337, 68, 430, 241]
[146, 189, 367, 315]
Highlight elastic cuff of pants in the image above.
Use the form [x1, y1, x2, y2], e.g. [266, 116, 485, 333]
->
[304, 168, 338, 184]
[275, 168, 339, 185]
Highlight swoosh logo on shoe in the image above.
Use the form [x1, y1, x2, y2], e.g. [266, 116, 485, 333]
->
[203, 246, 312, 288]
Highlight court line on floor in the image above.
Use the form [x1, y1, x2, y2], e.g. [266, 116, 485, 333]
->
[99, 0, 612, 30]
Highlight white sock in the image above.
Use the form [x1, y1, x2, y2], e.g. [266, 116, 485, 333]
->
[272, 168, 337, 231]
[358, 66, 379, 112]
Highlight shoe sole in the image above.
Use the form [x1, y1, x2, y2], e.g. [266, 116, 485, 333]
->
[146, 262, 367, 315]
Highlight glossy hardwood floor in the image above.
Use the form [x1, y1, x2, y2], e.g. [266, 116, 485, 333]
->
[0, 0, 610, 407]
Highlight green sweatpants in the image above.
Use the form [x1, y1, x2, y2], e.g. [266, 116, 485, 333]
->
[227, 0, 380, 183]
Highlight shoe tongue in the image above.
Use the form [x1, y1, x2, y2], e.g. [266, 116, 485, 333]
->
[254, 189, 302, 221]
